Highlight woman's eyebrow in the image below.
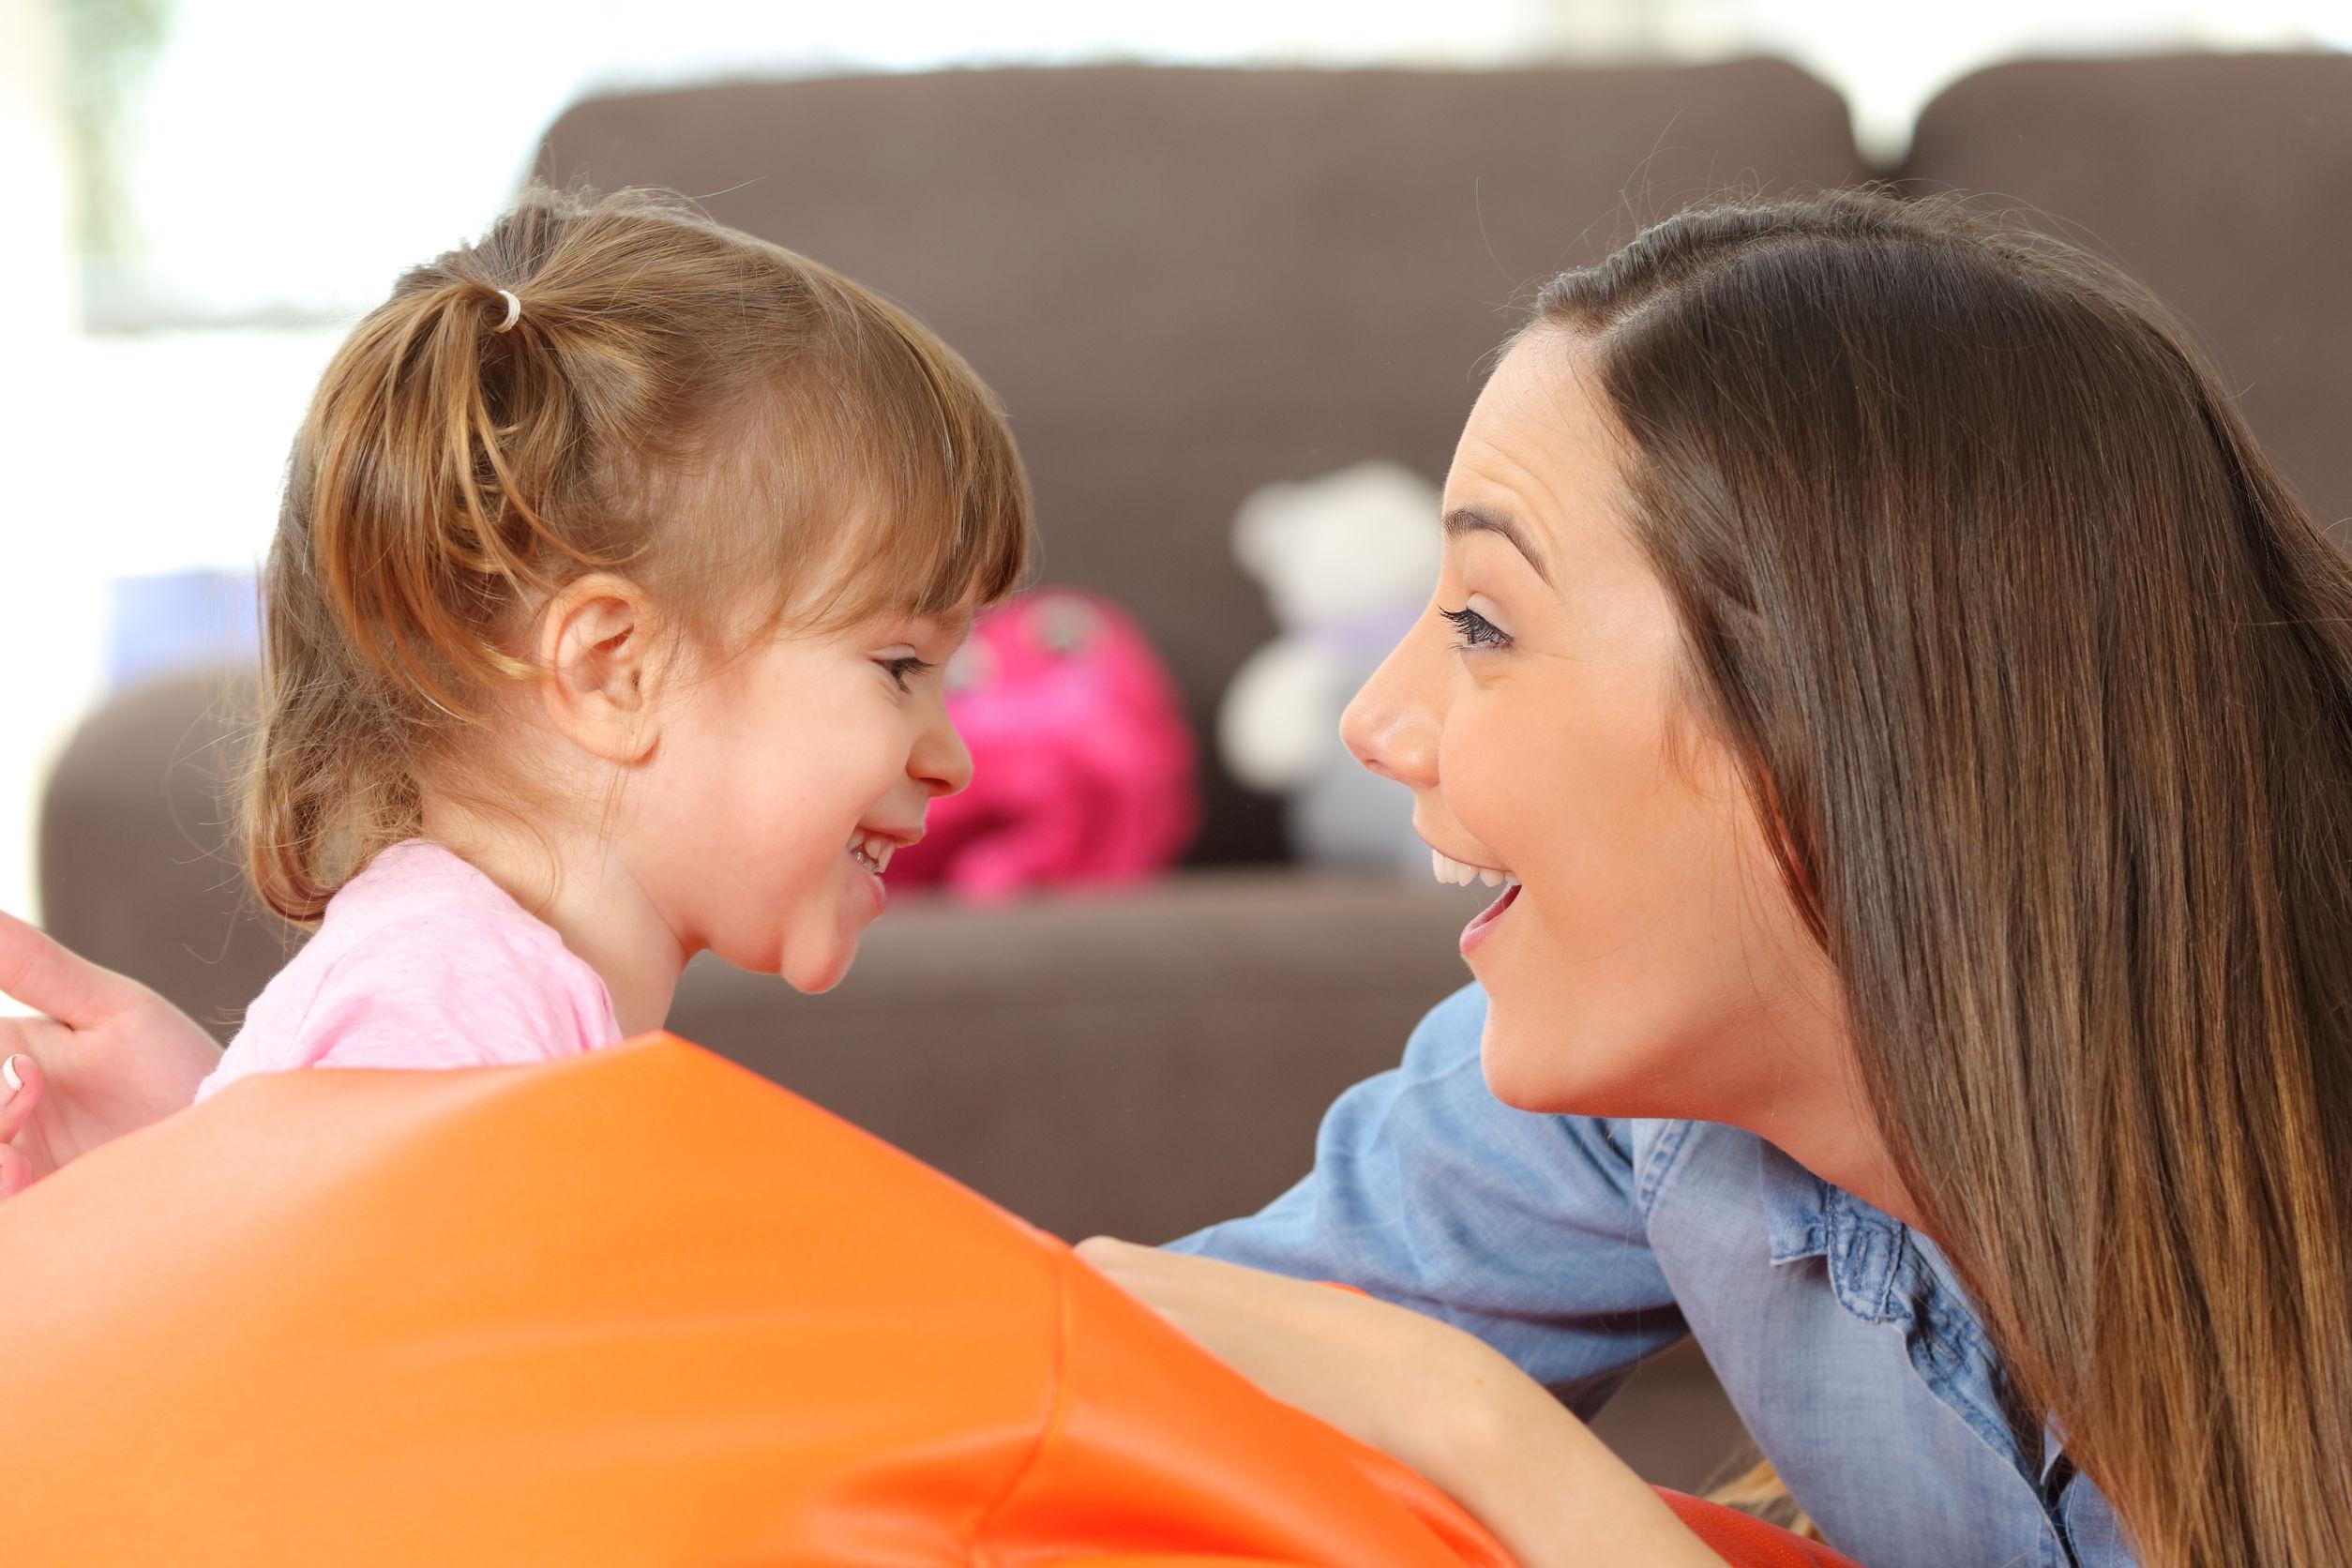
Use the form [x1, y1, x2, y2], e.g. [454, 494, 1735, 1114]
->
[1443, 505, 1553, 585]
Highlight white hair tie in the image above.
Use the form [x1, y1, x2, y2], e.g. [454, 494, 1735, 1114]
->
[492, 289, 522, 333]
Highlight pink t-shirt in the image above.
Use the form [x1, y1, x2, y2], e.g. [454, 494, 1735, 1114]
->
[196, 839, 625, 1103]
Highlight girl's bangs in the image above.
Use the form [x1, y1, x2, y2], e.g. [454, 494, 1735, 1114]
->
[792, 314, 1034, 631]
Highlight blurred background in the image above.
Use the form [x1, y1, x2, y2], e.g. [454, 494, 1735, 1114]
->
[8, 0, 2352, 927]
[7, 0, 2350, 1492]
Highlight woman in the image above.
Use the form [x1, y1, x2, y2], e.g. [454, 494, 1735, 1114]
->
[7, 189, 2346, 1565]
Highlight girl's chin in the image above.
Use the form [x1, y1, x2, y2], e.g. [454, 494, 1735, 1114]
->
[769, 873, 887, 993]
[779, 942, 856, 995]
[782, 912, 878, 994]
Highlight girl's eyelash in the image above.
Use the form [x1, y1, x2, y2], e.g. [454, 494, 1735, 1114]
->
[1439, 606, 1512, 650]
[881, 656, 933, 691]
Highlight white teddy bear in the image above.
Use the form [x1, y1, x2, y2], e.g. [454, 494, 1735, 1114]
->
[1219, 460, 1442, 873]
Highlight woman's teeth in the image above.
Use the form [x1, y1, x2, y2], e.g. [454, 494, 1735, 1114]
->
[849, 833, 895, 875]
[1431, 849, 1516, 889]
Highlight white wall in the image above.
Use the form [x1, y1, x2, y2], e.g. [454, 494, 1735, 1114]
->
[2, 0, 92, 955]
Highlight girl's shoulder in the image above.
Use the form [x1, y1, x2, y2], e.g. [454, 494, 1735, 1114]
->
[326, 837, 534, 921]
[298, 838, 580, 991]
[200, 841, 623, 1100]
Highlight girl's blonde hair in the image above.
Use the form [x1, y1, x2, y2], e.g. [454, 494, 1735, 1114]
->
[244, 182, 1033, 923]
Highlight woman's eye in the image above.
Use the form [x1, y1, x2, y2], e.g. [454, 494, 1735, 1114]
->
[1439, 606, 1511, 651]
[880, 656, 934, 692]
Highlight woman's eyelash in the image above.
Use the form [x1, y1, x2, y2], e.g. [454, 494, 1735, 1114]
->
[881, 656, 933, 691]
[1440, 606, 1511, 650]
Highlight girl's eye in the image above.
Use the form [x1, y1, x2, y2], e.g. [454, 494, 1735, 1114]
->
[880, 656, 934, 692]
[1439, 606, 1512, 651]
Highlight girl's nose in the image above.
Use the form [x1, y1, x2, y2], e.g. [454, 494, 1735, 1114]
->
[914, 711, 975, 798]
[1341, 621, 1441, 792]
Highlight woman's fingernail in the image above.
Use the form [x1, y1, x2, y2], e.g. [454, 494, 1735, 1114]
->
[3, 1055, 23, 1094]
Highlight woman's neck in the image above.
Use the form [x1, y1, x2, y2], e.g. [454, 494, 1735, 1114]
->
[1741, 1074, 1929, 1235]
[415, 802, 687, 1038]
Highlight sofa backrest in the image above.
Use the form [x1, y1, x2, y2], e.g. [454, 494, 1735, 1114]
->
[537, 62, 1869, 863]
[1900, 53, 2352, 535]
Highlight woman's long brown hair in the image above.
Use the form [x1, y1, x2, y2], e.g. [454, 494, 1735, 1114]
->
[1532, 189, 2351, 1564]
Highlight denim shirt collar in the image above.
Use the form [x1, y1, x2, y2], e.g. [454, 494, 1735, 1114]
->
[1756, 1140, 2058, 1491]
[1758, 1142, 1912, 1321]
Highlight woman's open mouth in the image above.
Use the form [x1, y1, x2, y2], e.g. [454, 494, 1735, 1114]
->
[1459, 882, 1519, 953]
[1432, 848, 1519, 955]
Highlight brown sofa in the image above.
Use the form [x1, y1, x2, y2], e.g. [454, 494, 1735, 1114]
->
[37, 52, 2352, 1493]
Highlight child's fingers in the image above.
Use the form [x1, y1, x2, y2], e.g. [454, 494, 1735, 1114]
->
[0, 908, 139, 1029]
[0, 1050, 42, 1144]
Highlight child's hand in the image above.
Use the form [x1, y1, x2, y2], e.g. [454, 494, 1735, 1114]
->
[1074, 1237, 1726, 1568]
[0, 910, 221, 1197]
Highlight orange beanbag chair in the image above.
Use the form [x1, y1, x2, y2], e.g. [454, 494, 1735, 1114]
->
[0, 1035, 1855, 1567]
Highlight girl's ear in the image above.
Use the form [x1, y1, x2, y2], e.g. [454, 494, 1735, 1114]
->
[535, 574, 673, 765]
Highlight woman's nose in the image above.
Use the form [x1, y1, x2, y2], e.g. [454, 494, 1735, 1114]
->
[1341, 622, 1441, 791]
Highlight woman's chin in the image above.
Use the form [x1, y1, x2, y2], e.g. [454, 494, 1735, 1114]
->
[1477, 1006, 1665, 1118]
[1477, 1031, 1561, 1111]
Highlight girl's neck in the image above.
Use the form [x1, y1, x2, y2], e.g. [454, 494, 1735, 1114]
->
[415, 803, 687, 1038]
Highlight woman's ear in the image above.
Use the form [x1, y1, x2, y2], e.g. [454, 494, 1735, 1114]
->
[535, 574, 673, 765]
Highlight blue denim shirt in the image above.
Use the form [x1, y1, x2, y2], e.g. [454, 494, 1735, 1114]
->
[1164, 984, 2135, 1567]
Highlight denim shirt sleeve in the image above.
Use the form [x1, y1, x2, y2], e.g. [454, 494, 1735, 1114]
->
[1161, 982, 1687, 1414]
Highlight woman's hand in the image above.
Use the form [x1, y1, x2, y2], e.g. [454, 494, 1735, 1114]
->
[1074, 1238, 1725, 1568]
[0, 909, 221, 1197]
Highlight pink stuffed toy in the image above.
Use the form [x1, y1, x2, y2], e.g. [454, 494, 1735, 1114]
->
[886, 590, 1199, 902]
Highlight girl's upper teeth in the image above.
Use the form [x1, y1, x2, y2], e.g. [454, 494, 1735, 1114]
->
[1430, 849, 1515, 888]
[851, 833, 894, 873]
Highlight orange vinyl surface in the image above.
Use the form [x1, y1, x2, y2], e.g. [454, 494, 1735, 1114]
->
[0, 1034, 1858, 1566]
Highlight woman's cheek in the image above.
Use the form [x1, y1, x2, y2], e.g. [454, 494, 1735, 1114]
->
[1447, 684, 1574, 872]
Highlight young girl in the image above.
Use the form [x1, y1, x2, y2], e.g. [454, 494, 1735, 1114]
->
[193, 182, 1032, 1099]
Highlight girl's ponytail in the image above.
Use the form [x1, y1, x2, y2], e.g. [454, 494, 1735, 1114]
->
[304, 274, 621, 719]
[247, 191, 690, 921]
[242, 183, 1030, 924]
